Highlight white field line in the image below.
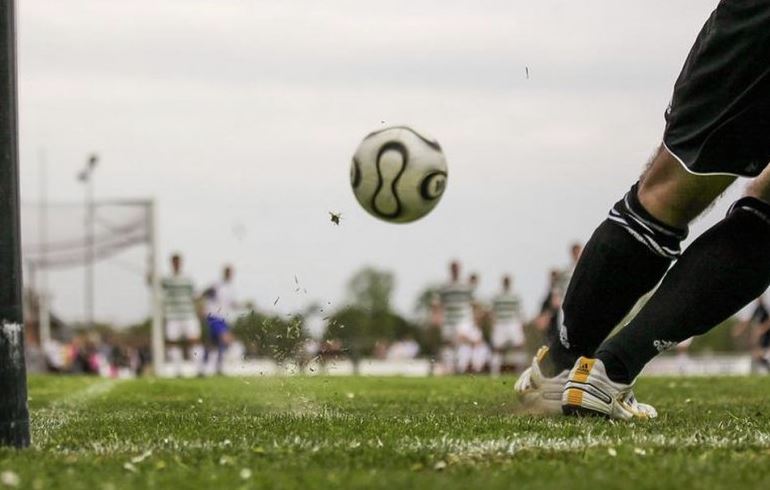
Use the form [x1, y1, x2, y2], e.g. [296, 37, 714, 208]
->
[32, 379, 123, 444]
[52, 379, 123, 408]
[38, 430, 770, 457]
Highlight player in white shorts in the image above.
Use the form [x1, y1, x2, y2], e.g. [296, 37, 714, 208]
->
[456, 272, 490, 374]
[490, 275, 525, 376]
[435, 261, 475, 374]
[161, 253, 203, 376]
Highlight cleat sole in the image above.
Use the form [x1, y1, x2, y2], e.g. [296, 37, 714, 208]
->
[562, 403, 610, 419]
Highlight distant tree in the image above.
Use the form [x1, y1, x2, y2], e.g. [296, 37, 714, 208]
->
[325, 267, 420, 371]
[347, 267, 394, 314]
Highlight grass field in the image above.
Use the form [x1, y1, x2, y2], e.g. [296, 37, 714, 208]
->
[1, 375, 770, 489]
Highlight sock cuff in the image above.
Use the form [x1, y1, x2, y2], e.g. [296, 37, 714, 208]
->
[728, 197, 770, 226]
[608, 182, 688, 259]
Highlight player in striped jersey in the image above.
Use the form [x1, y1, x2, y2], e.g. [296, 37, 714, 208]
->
[434, 261, 474, 374]
[456, 273, 491, 374]
[490, 275, 525, 376]
[161, 253, 203, 376]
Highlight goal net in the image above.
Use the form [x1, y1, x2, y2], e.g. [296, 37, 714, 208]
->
[20, 199, 164, 369]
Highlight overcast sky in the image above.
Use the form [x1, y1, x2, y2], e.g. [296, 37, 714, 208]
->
[17, 0, 746, 325]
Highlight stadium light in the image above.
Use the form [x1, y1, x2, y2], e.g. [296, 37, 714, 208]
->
[77, 153, 98, 330]
[0, 0, 31, 448]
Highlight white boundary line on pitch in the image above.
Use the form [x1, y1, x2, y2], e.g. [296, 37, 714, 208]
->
[38, 430, 770, 456]
[31, 379, 123, 444]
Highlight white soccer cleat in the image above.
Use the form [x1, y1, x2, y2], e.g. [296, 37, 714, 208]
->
[514, 346, 570, 415]
[561, 356, 657, 420]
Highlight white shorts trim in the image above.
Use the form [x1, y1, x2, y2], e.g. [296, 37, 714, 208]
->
[455, 321, 483, 344]
[491, 321, 525, 349]
[165, 318, 201, 342]
[662, 141, 746, 178]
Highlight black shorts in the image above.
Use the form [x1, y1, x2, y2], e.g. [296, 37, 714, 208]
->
[663, 0, 770, 177]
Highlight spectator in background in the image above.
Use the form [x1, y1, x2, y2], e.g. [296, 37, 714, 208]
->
[674, 336, 694, 374]
[733, 296, 770, 373]
[557, 242, 583, 293]
[387, 334, 420, 360]
[161, 253, 204, 377]
[534, 269, 563, 346]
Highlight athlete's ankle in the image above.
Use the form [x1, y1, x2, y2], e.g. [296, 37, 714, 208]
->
[596, 349, 632, 384]
[542, 341, 577, 377]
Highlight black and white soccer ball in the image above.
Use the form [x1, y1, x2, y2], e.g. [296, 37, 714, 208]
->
[350, 126, 448, 223]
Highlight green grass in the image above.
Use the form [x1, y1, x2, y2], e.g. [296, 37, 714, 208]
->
[1, 375, 770, 489]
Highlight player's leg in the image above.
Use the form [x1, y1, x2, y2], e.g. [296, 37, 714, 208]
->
[545, 146, 734, 375]
[490, 348, 504, 377]
[455, 342, 471, 374]
[213, 321, 232, 375]
[490, 324, 504, 376]
[183, 318, 205, 376]
[165, 320, 184, 377]
[596, 167, 770, 385]
[439, 324, 456, 374]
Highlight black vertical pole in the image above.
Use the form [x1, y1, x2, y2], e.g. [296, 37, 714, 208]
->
[0, 0, 30, 448]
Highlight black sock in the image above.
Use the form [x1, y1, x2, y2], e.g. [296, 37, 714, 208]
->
[545, 183, 687, 376]
[597, 197, 770, 383]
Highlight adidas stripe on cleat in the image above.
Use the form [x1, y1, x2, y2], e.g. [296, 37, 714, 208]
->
[561, 356, 657, 420]
[514, 346, 570, 415]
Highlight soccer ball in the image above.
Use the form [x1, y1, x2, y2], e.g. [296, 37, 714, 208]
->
[350, 126, 448, 223]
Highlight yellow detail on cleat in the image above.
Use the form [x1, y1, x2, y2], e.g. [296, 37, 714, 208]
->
[565, 388, 583, 406]
[535, 346, 549, 363]
[573, 357, 595, 383]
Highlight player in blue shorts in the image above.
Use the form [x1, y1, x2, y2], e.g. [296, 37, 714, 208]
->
[202, 265, 238, 375]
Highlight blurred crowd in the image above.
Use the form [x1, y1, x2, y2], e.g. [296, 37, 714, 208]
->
[24, 243, 770, 377]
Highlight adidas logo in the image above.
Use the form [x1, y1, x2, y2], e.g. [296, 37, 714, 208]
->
[653, 339, 677, 352]
[576, 362, 591, 376]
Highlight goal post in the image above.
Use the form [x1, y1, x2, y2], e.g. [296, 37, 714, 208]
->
[147, 199, 164, 370]
[0, 0, 30, 448]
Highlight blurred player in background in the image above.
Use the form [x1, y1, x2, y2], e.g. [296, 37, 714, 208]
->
[161, 253, 203, 377]
[202, 264, 238, 375]
[434, 260, 474, 374]
[557, 242, 583, 293]
[490, 275, 525, 376]
[468, 273, 483, 327]
[456, 273, 490, 373]
[733, 296, 770, 373]
[534, 269, 563, 346]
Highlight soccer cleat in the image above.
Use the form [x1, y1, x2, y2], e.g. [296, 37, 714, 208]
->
[514, 346, 570, 414]
[561, 357, 657, 420]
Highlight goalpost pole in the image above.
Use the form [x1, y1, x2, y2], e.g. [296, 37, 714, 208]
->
[0, 0, 30, 448]
[147, 199, 165, 374]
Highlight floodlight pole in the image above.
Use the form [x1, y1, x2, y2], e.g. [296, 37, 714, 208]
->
[78, 154, 98, 329]
[38, 149, 50, 346]
[0, 0, 31, 448]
